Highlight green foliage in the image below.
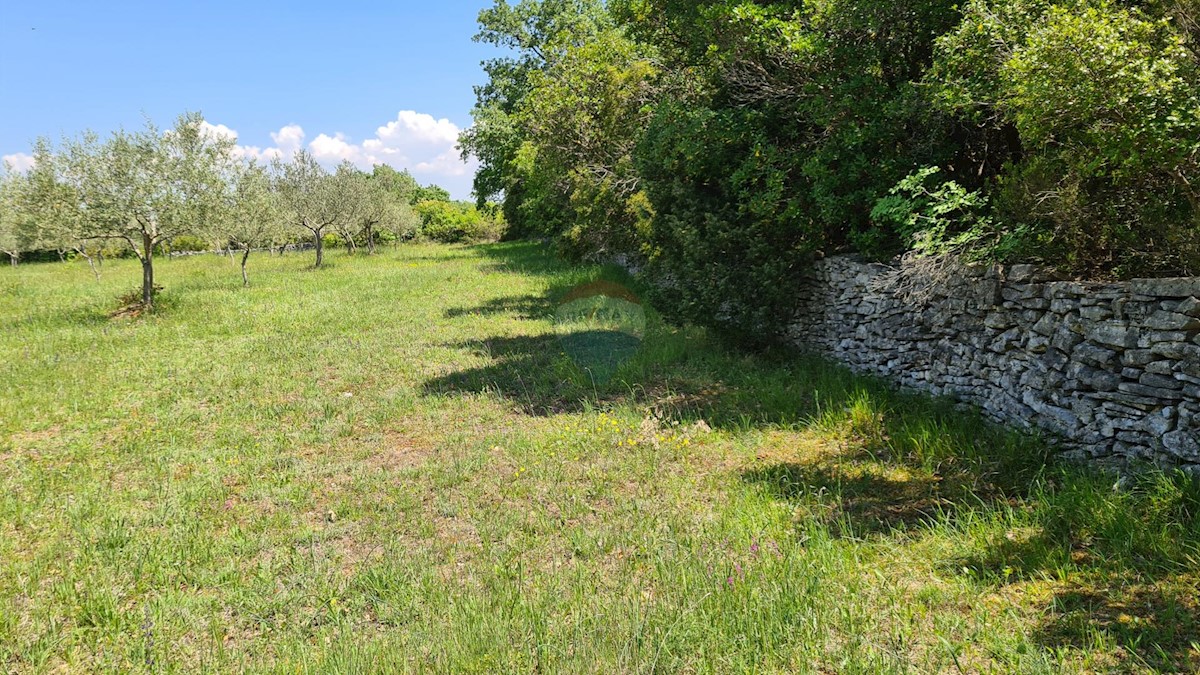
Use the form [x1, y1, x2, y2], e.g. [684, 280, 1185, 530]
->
[273, 151, 346, 267]
[370, 164, 418, 204]
[410, 183, 451, 205]
[933, 0, 1200, 276]
[22, 111, 236, 304]
[636, 101, 821, 343]
[459, 0, 616, 242]
[868, 167, 993, 258]
[224, 162, 287, 247]
[625, 0, 974, 339]
[0, 172, 28, 264]
[463, 0, 1200, 335]
[164, 234, 209, 253]
[10, 113, 450, 281]
[414, 200, 505, 243]
[520, 27, 658, 257]
[465, 0, 985, 338]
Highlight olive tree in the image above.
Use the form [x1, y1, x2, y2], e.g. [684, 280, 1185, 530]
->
[338, 167, 419, 254]
[385, 198, 423, 246]
[20, 139, 107, 280]
[222, 162, 286, 286]
[331, 162, 367, 255]
[371, 164, 418, 204]
[0, 172, 25, 266]
[26, 112, 234, 306]
[274, 151, 340, 267]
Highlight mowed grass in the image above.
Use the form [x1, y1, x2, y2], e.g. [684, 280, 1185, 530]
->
[2, 243, 1200, 673]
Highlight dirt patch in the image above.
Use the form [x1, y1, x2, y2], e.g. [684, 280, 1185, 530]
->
[318, 532, 387, 578]
[8, 425, 63, 447]
[1, 426, 67, 472]
[362, 430, 435, 471]
[432, 512, 480, 544]
[430, 512, 486, 583]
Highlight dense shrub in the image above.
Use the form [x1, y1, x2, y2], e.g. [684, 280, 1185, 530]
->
[933, 0, 1200, 276]
[165, 235, 210, 254]
[415, 200, 505, 243]
[637, 101, 821, 342]
[464, 0, 1200, 340]
[629, 0, 974, 340]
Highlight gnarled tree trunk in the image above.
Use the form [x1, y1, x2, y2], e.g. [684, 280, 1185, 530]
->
[241, 244, 252, 287]
[141, 231, 155, 307]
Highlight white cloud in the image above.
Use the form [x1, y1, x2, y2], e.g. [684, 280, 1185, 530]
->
[376, 110, 460, 147]
[199, 122, 304, 164]
[294, 111, 471, 182]
[308, 132, 365, 164]
[199, 121, 238, 141]
[221, 112, 476, 198]
[416, 149, 472, 177]
[270, 124, 305, 155]
[2, 112, 477, 198]
[2, 153, 35, 173]
[197, 121, 274, 163]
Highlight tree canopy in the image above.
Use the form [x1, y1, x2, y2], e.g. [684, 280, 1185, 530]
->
[21, 112, 235, 306]
[2, 112, 466, 306]
[463, 0, 1200, 341]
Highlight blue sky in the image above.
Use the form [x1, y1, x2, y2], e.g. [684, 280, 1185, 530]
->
[0, 1, 502, 199]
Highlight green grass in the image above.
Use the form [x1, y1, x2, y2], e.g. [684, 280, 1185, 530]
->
[2, 243, 1199, 673]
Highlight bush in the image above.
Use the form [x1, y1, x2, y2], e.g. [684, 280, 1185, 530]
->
[868, 167, 993, 258]
[932, 0, 1200, 276]
[465, 0, 1200, 342]
[637, 102, 821, 345]
[415, 200, 504, 243]
[165, 235, 210, 254]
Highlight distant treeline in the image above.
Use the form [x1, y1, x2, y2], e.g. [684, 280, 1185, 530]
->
[461, 0, 1200, 342]
[0, 113, 503, 304]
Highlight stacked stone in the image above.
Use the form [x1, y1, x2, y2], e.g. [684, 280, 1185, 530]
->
[788, 257, 1200, 469]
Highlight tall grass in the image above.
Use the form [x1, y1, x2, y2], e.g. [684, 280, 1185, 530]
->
[0, 243, 1197, 673]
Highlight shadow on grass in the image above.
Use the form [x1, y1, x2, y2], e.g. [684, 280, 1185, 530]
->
[1038, 581, 1200, 670]
[423, 334, 597, 415]
[469, 241, 575, 278]
[948, 468, 1200, 671]
[444, 294, 551, 321]
[744, 462, 1004, 538]
[1, 286, 170, 330]
[425, 240, 1200, 669]
[397, 250, 482, 264]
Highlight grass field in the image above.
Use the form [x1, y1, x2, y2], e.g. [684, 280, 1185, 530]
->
[2, 243, 1200, 673]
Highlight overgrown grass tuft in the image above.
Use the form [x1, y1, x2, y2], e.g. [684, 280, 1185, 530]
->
[0, 242, 1197, 673]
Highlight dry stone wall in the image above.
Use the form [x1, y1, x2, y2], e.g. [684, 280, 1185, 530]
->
[787, 256, 1200, 468]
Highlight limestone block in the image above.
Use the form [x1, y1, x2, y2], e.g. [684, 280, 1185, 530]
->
[1086, 321, 1140, 348]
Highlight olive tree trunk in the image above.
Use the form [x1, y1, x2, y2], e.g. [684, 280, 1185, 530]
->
[76, 247, 100, 281]
[241, 245, 252, 287]
[141, 231, 155, 307]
